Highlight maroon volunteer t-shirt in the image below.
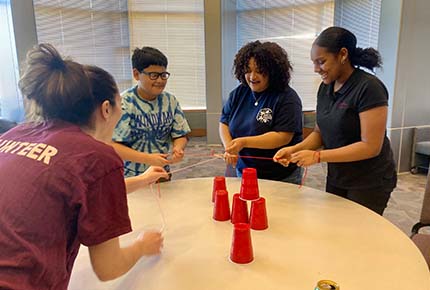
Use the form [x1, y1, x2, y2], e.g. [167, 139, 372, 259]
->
[0, 121, 132, 290]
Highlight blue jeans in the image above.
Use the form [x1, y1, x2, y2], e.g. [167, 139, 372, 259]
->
[236, 166, 302, 185]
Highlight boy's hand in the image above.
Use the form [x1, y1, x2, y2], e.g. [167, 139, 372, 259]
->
[146, 153, 170, 167]
[170, 147, 184, 163]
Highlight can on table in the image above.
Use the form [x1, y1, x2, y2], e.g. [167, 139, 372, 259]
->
[314, 280, 340, 290]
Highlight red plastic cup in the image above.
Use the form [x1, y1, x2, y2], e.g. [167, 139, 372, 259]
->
[213, 190, 230, 221]
[249, 197, 268, 230]
[230, 223, 254, 264]
[212, 176, 226, 202]
[231, 193, 248, 224]
[239, 168, 259, 201]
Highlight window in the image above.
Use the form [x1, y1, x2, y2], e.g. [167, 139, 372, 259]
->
[33, 0, 206, 110]
[235, 0, 382, 110]
[335, 0, 381, 49]
[33, 0, 131, 92]
[236, 0, 335, 110]
[0, 0, 23, 121]
[128, 0, 206, 109]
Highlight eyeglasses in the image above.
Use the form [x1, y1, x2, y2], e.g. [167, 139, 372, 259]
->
[140, 71, 171, 80]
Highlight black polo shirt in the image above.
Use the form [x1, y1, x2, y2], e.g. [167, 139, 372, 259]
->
[316, 68, 397, 190]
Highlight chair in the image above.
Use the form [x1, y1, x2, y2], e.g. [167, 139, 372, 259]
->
[303, 110, 316, 140]
[410, 127, 430, 174]
[411, 170, 430, 268]
[0, 118, 17, 134]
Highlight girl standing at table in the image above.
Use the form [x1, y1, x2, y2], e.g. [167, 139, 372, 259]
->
[0, 44, 168, 290]
[274, 27, 397, 215]
[220, 40, 303, 183]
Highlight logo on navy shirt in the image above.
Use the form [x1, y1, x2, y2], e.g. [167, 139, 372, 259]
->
[256, 108, 273, 124]
[337, 101, 349, 109]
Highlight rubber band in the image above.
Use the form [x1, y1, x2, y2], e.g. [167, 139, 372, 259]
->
[313, 150, 321, 163]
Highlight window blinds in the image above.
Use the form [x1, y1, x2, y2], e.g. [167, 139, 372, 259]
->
[128, 0, 206, 109]
[33, 0, 131, 92]
[335, 0, 381, 49]
[236, 0, 335, 111]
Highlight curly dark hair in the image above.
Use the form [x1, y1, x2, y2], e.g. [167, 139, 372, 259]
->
[233, 41, 293, 92]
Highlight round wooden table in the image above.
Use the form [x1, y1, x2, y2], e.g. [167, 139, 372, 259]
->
[69, 178, 430, 290]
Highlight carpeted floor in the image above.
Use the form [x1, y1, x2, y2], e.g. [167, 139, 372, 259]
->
[170, 137, 428, 235]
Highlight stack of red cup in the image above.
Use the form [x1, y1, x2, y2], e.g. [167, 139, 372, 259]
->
[211, 169, 268, 264]
[231, 193, 248, 224]
[212, 176, 231, 221]
[212, 176, 226, 202]
[237, 168, 268, 231]
[213, 189, 230, 221]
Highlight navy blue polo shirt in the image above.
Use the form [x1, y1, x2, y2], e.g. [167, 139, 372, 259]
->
[220, 84, 302, 180]
[317, 68, 397, 190]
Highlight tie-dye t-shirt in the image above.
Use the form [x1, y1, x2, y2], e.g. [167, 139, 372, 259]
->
[112, 86, 191, 177]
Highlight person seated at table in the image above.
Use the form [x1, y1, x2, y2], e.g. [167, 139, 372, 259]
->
[219, 40, 303, 183]
[0, 43, 168, 290]
[274, 26, 397, 215]
[112, 46, 191, 179]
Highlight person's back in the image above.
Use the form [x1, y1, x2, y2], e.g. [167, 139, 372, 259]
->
[0, 43, 164, 290]
[0, 121, 128, 289]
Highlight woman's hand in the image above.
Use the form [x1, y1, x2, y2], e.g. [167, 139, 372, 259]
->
[225, 138, 246, 155]
[137, 230, 164, 256]
[273, 147, 295, 167]
[290, 150, 320, 167]
[223, 152, 238, 167]
[139, 166, 169, 184]
[223, 138, 246, 167]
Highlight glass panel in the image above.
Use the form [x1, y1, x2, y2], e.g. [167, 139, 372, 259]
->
[0, 0, 23, 121]
[33, 0, 132, 92]
[128, 0, 206, 109]
[236, 0, 335, 110]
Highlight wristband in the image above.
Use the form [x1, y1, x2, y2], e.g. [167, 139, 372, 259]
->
[313, 150, 321, 163]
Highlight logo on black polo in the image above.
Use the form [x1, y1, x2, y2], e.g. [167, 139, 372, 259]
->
[337, 101, 349, 109]
[256, 108, 273, 124]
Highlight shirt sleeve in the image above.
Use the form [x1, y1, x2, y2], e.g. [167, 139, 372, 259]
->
[112, 94, 133, 143]
[272, 91, 303, 133]
[219, 90, 236, 125]
[171, 96, 191, 139]
[357, 77, 389, 113]
[77, 167, 131, 246]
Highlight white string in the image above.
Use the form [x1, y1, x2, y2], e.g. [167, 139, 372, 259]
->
[146, 156, 223, 232]
[150, 183, 166, 233]
[170, 157, 222, 174]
